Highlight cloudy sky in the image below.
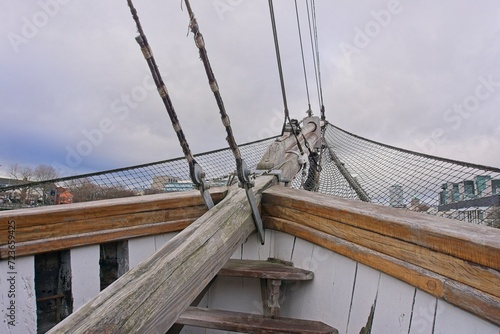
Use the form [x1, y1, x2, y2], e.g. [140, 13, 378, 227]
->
[1, 0, 499, 177]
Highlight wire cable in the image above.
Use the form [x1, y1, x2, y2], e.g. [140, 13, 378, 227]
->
[294, 0, 312, 115]
[306, 0, 326, 120]
[268, 0, 291, 130]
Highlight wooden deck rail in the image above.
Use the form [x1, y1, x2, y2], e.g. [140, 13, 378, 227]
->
[0, 187, 227, 259]
[262, 186, 500, 326]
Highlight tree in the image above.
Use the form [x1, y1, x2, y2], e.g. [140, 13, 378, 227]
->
[34, 164, 59, 181]
[9, 163, 33, 182]
[8, 163, 59, 204]
[69, 179, 136, 203]
[8, 163, 59, 182]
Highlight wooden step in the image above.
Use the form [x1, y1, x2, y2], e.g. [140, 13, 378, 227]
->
[177, 307, 338, 334]
[219, 259, 314, 281]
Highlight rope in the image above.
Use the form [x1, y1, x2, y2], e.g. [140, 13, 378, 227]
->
[183, 0, 242, 164]
[306, 0, 326, 121]
[268, 0, 310, 166]
[294, 0, 312, 115]
[126, 0, 213, 208]
[268, 0, 291, 131]
[183, 0, 265, 243]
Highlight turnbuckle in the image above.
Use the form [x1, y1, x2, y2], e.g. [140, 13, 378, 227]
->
[190, 161, 214, 209]
[237, 158, 265, 244]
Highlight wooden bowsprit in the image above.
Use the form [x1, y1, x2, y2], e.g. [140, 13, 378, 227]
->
[48, 175, 276, 333]
[47, 114, 320, 333]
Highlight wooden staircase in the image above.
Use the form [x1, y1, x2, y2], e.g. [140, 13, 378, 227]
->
[174, 259, 338, 334]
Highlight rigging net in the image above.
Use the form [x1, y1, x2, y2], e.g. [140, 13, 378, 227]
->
[2, 124, 499, 228]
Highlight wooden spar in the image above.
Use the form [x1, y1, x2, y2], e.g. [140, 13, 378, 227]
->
[262, 186, 500, 326]
[47, 175, 276, 334]
[326, 146, 371, 202]
[257, 116, 321, 181]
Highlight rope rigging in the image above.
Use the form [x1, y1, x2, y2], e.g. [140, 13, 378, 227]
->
[268, 0, 291, 132]
[126, 0, 214, 209]
[183, 0, 265, 244]
[268, 0, 324, 192]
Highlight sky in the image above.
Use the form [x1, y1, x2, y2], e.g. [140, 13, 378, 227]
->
[1, 0, 499, 177]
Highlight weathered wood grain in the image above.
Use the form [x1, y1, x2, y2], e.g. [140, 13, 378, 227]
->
[262, 186, 500, 271]
[257, 118, 321, 182]
[0, 188, 226, 256]
[264, 217, 500, 326]
[176, 306, 338, 334]
[0, 187, 226, 233]
[47, 175, 276, 334]
[264, 204, 500, 298]
[219, 259, 314, 281]
[0, 219, 193, 259]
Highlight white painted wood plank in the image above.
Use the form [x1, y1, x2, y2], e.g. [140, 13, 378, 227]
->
[241, 231, 273, 261]
[433, 299, 499, 334]
[71, 245, 100, 310]
[346, 263, 380, 334]
[129, 232, 178, 269]
[282, 237, 356, 332]
[180, 325, 208, 334]
[272, 231, 296, 262]
[408, 290, 436, 334]
[230, 245, 242, 260]
[0, 255, 36, 334]
[127, 235, 156, 268]
[154, 232, 177, 251]
[371, 273, 415, 334]
[200, 231, 274, 334]
[207, 276, 263, 314]
[205, 276, 262, 334]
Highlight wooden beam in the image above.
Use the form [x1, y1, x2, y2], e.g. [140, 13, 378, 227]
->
[262, 186, 500, 270]
[0, 187, 226, 235]
[0, 188, 226, 257]
[257, 117, 321, 182]
[47, 175, 276, 334]
[262, 186, 500, 326]
[264, 217, 500, 327]
[0, 219, 193, 259]
[264, 204, 500, 298]
[176, 307, 338, 334]
[218, 259, 314, 281]
[265, 217, 500, 326]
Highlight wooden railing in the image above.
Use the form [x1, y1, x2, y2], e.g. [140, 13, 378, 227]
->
[262, 185, 500, 326]
[1, 180, 499, 330]
[0, 187, 226, 260]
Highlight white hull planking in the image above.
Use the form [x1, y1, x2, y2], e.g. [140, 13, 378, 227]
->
[1, 230, 498, 334]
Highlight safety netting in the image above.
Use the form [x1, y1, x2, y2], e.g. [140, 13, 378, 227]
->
[293, 123, 500, 227]
[0, 137, 275, 208]
[1, 123, 499, 228]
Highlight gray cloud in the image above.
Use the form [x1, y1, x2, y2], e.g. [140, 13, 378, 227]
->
[1, 0, 499, 177]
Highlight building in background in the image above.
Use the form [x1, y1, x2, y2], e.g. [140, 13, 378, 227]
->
[438, 175, 500, 226]
[389, 184, 405, 208]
